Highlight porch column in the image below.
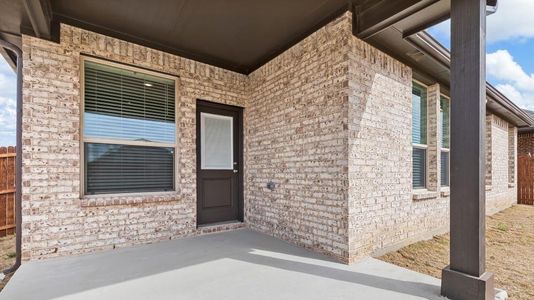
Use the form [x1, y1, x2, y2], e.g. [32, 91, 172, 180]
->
[441, 0, 495, 299]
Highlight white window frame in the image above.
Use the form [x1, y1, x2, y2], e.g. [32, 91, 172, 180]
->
[412, 79, 429, 190]
[79, 56, 179, 197]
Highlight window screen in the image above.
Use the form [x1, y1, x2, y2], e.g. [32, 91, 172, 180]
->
[440, 97, 450, 149]
[441, 151, 449, 186]
[84, 61, 175, 143]
[83, 59, 176, 195]
[412, 83, 427, 145]
[413, 148, 427, 189]
[412, 82, 428, 189]
[85, 143, 174, 194]
[440, 97, 450, 187]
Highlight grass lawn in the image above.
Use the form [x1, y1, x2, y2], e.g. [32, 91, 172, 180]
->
[379, 205, 534, 300]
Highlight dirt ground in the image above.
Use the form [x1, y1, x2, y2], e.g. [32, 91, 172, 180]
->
[0, 235, 15, 271]
[0, 235, 15, 291]
[379, 205, 534, 300]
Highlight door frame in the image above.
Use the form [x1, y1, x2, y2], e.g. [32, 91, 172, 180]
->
[196, 99, 244, 225]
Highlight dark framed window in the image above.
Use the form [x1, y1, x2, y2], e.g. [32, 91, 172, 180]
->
[412, 82, 428, 189]
[82, 57, 176, 195]
[440, 96, 450, 186]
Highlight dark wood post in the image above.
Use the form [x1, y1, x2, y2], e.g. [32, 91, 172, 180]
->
[441, 0, 495, 299]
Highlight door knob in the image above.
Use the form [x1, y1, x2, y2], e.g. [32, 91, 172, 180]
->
[233, 170, 238, 173]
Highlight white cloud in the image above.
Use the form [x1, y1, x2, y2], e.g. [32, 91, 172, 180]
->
[494, 84, 534, 110]
[0, 57, 16, 146]
[0, 96, 16, 146]
[487, 50, 534, 110]
[430, 0, 534, 43]
[0, 58, 16, 103]
[0, 72, 16, 94]
[485, 0, 534, 43]
[0, 58, 12, 73]
[0, 96, 15, 109]
[487, 50, 534, 92]
[495, 84, 523, 102]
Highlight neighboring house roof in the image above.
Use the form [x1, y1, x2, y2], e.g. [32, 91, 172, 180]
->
[519, 110, 534, 133]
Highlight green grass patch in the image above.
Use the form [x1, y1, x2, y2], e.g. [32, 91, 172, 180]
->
[497, 223, 509, 232]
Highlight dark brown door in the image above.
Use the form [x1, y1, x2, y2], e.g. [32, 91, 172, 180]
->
[196, 100, 243, 225]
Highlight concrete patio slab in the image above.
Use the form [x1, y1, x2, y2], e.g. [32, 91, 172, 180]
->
[0, 229, 445, 300]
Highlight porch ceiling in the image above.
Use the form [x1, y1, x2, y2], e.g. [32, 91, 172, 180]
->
[2, 0, 351, 74]
[1, 0, 456, 74]
[0, 0, 506, 78]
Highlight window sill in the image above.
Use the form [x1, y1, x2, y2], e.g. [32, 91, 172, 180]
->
[440, 187, 450, 198]
[81, 191, 181, 207]
[412, 189, 438, 201]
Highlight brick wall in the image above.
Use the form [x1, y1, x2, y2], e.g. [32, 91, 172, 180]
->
[486, 115, 494, 186]
[21, 24, 248, 260]
[519, 132, 534, 155]
[486, 115, 517, 214]
[346, 53, 449, 261]
[490, 115, 511, 193]
[245, 14, 351, 262]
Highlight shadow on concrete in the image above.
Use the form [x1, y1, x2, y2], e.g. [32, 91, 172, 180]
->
[0, 229, 442, 300]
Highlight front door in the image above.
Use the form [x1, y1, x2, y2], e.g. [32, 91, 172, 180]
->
[196, 100, 243, 225]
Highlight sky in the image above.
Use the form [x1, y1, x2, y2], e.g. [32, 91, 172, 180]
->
[0, 56, 16, 146]
[1, 1, 534, 146]
[428, 0, 534, 112]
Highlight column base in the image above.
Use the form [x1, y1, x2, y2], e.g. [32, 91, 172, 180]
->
[441, 266, 495, 300]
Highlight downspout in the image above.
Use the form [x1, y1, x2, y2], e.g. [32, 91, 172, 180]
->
[0, 39, 22, 274]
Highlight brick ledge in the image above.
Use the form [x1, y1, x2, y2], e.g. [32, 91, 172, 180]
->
[197, 221, 246, 235]
[81, 191, 181, 207]
[440, 187, 450, 198]
[412, 189, 438, 201]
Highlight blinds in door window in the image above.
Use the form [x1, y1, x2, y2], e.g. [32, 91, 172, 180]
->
[201, 113, 234, 170]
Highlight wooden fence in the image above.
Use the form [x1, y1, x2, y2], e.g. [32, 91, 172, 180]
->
[0, 147, 15, 237]
[518, 154, 534, 205]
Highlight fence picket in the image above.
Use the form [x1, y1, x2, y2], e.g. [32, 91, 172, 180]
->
[518, 154, 534, 205]
[0, 146, 15, 236]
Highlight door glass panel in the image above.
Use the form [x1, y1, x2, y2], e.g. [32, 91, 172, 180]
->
[201, 113, 233, 170]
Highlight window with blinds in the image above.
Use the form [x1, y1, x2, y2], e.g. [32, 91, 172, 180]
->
[440, 96, 450, 187]
[412, 82, 427, 189]
[413, 148, 427, 188]
[82, 58, 176, 195]
[441, 151, 449, 186]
